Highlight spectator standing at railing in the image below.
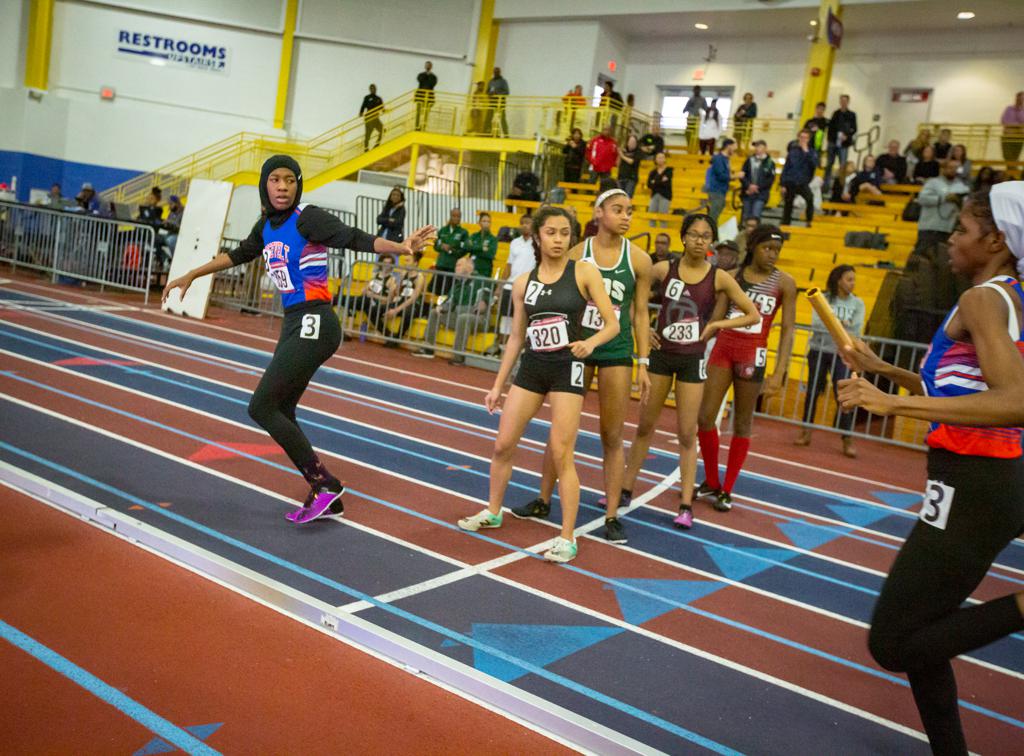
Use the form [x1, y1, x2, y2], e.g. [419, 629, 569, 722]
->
[698, 100, 723, 155]
[415, 60, 437, 130]
[733, 92, 758, 146]
[795, 264, 864, 458]
[639, 120, 665, 161]
[949, 144, 972, 181]
[485, 67, 509, 137]
[617, 134, 642, 197]
[739, 139, 775, 221]
[824, 94, 857, 187]
[646, 151, 673, 226]
[75, 182, 99, 213]
[933, 128, 953, 160]
[359, 84, 384, 151]
[468, 81, 487, 135]
[912, 144, 940, 184]
[47, 183, 63, 208]
[414, 256, 493, 364]
[562, 128, 586, 183]
[161, 194, 184, 259]
[781, 129, 819, 227]
[876, 140, 908, 185]
[705, 138, 742, 224]
[1001, 91, 1024, 163]
[586, 124, 618, 180]
[915, 158, 970, 252]
[376, 186, 405, 242]
[432, 207, 469, 296]
[683, 85, 707, 146]
[803, 101, 829, 155]
[486, 214, 535, 357]
[467, 211, 497, 277]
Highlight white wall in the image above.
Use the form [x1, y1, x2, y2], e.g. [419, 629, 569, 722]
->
[0, 0, 26, 89]
[494, 20, 601, 98]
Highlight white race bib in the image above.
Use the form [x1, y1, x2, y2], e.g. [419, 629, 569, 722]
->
[729, 306, 763, 335]
[662, 318, 700, 345]
[267, 262, 295, 293]
[582, 302, 620, 331]
[571, 361, 585, 388]
[300, 313, 321, 340]
[755, 347, 767, 367]
[527, 316, 570, 352]
[920, 479, 954, 530]
[368, 278, 384, 294]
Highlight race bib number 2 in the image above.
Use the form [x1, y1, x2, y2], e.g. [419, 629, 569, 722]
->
[920, 479, 954, 530]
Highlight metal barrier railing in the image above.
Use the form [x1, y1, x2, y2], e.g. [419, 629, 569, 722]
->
[0, 201, 158, 303]
[754, 323, 929, 449]
[356, 186, 464, 240]
[919, 122, 1024, 164]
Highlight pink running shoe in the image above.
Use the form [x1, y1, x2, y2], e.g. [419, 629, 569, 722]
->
[673, 506, 694, 529]
[290, 487, 345, 524]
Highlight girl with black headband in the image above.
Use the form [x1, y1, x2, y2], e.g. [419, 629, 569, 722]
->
[163, 155, 434, 523]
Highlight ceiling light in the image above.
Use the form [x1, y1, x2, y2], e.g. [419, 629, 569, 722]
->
[810, 19, 818, 26]
[694, 23, 709, 30]
[957, 11, 975, 19]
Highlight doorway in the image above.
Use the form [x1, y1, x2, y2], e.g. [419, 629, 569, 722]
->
[657, 85, 735, 129]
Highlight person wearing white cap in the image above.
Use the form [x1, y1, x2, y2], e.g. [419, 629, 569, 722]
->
[75, 182, 99, 213]
[837, 183, 1024, 754]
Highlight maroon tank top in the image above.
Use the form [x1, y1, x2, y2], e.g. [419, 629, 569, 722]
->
[655, 260, 717, 355]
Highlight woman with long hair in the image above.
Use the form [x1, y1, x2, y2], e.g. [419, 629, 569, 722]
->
[838, 184, 1024, 755]
[622, 213, 759, 528]
[163, 155, 433, 523]
[376, 186, 406, 242]
[456, 207, 619, 563]
[696, 224, 797, 512]
[794, 264, 865, 457]
[698, 99, 722, 155]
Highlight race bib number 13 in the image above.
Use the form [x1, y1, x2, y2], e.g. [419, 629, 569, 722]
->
[582, 302, 619, 331]
[920, 479, 954, 530]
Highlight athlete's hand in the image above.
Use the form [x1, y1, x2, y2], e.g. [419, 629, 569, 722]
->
[649, 327, 662, 351]
[162, 273, 194, 304]
[699, 321, 720, 342]
[404, 225, 437, 254]
[838, 376, 895, 415]
[761, 372, 784, 398]
[841, 338, 889, 375]
[636, 366, 651, 406]
[484, 386, 503, 414]
[569, 339, 594, 359]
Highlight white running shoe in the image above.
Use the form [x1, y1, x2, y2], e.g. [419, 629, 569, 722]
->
[457, 509, 503, 531]
[543, 537, 578, 563]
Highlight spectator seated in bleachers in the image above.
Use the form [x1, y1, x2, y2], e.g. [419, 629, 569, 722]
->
[912, 145, 940, 184]
[506, 170, 540, 211]
[876, 140, 908, 185]
[949, 144, 972, 181]
[138, 187, 163, 223]
[351, 252, 396, 332]
[75, 183, 100, 213]
[382, 250, 426, 345]
[842, 155, 883, 203]
[413, 256, 495, 364]
[156, 194, 184, 268]
[915, 158, 971, 251]
[733, 216, 759, 259]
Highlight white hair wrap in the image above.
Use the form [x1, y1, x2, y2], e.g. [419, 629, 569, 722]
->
[595, 188, 628, 209]
[990, 181, 1024, 277]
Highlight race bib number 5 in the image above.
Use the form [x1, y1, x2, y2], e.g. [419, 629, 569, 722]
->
[662, 318, 700, 344]
[920, 479, 954, 530]
[582, 302, 620, 330]
[527, 316, 570, 352]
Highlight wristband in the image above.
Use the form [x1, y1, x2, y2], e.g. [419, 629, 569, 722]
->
[637, 357, 650, 366]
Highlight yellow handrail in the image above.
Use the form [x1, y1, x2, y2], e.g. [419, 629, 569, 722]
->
[101, 90, 656, 205]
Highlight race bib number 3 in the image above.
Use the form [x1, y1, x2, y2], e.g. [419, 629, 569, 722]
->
[300, 313, 321, 340]
[582, 302, 620, 331]
[662, 318, 700, 344]
[527, 316, 570, 352]
[920, 479, 954, 530]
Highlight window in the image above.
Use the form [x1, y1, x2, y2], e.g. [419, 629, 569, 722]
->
[658, 86, 735, 130]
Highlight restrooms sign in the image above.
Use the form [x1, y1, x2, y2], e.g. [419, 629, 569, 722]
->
[116, 30, 230, 74]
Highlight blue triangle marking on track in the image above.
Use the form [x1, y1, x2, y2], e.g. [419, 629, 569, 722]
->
[185, 723, 223, 741]
[440, 638, 460, 648]
[703, 545, 797, 581]
[470, 623, 623, 683]
[777, 519, 851, 550]
[607, 579, 725, 625]
[828, 502, 893, 527]
[872, 491, 922, 509]
[134, 738, 174, 756]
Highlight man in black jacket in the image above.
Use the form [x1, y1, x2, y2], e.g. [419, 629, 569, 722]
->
[780, 130, 818, 226]
[360, 84, 384, 150]
[740, 139, 776, 221]
[824, 94, 857, 186]
[415, 61, 437, 130]
[876, 139, 908, 184]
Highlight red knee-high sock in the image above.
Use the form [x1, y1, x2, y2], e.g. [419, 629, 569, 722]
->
[723, 436, 751, 494]
[697, 428, 721, 489]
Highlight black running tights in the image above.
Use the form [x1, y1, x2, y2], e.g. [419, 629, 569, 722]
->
[868, 449, 1024, 755]
[248, 303, 341, 470]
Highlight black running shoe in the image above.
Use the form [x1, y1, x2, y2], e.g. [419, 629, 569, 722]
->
[604, 516, 628, 544]
[510, 497, 550, 519]
[712, 490, 732, 512]
[694, 481, 717, 501]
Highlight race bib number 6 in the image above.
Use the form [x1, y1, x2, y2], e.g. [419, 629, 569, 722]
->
[920, 479, 954, 530]
[582, 302, 620, 331]
[527, 316, 570, 352]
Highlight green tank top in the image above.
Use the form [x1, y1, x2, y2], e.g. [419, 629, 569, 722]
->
[580, 236, 635, 361]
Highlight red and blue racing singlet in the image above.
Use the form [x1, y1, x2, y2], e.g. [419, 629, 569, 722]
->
[920, 275, 1024, 459]
[262, 205, 330, 309]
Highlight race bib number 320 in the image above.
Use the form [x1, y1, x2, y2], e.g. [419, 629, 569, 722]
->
[527, 316, 570, 352]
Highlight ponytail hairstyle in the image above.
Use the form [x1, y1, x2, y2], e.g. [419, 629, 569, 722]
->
[744, 224, 784, 269]
[825, 264, 855, 302]
[530, 206, 573, 265]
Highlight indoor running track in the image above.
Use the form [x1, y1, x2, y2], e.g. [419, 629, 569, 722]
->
[1, 275, 1022, 755]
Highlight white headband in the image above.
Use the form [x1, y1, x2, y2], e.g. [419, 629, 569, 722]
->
[595, 188, 628, 209]
[991, 181, 1024, 276]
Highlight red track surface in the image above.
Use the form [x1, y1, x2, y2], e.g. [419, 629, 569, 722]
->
[0, 486, 570, 754]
